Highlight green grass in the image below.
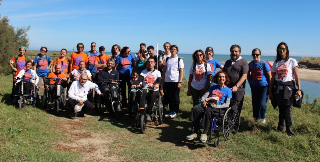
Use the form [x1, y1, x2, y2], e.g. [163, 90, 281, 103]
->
[1, 74, 320, 161]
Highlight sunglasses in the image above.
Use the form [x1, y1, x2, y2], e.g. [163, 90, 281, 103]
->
[278, 48, 286, 51]
[41, 50, 47, 52]
[91, 45, 96, 47]
[196, 54, 203, 57]
[78, 46, 84, 48]
[252, 54, 260, 57]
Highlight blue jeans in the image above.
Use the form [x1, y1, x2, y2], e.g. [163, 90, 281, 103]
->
[251, 86, 268, 120]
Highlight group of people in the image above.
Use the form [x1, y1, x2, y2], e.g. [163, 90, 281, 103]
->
[9, 41, 302, 138]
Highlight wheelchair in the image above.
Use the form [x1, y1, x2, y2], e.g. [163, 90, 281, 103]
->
[44, 77, 67, 114]
[189, 103, 240, 147]
[133, 87, 163, 134]
[97, 80, 122, 118]
[13, 77, 39, 109]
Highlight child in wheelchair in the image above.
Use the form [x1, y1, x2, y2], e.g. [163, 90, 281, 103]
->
[186, 71, 232, 143]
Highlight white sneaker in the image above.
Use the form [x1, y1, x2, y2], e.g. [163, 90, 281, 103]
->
[200, 134, 207, 143]
[170, 111, 177, 118]
[261, 118, 266, 123]
[186, 133, 197, 141]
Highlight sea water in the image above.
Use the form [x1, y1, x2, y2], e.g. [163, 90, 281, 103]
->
[178, 54, 320, 102]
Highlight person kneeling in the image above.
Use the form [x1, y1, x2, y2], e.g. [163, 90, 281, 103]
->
[68, 73, 103, 119]
[186, 71, 232, 143]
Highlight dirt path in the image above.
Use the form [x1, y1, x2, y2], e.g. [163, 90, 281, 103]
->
[51, 116, 122, 162]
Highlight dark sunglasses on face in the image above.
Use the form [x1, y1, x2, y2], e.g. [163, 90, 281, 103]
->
[41, 50, 47, 52]
[252, 54, 260, 57]
[78, 46, 84, 49]
[196, 54, 203, 57]
[278, 48, 286, 51]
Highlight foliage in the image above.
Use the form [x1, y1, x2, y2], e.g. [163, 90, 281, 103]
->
[299, 56, 320, 69]
[0, 15, 30, 75]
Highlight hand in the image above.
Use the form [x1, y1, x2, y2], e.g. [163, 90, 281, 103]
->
[202, 101, 207, 108]
[131, 85, 136, 89]
[159, 89, 164, 97]
[13, 68, 17, 72]
[62, 78, 67, 81]
[296, 90, 302, 98]
[187, 90, 191, 96]
[177, 82, 182, 89]
[79, 99, 83, 106]
[137, 85, 141, 88]
[231, 86, 238, 92]
[99, 93, 104, 96]
[45, 85, 49, 91]
[154, 84, 159, 90]
[210, 103, 216, 107]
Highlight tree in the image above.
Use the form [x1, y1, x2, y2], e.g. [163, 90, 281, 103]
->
[0, 14, 30, 75]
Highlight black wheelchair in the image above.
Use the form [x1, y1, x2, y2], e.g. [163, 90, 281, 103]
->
[97, 80, 122, 118]
[13, 77, 39, 109]
[132, 87, 163, 134]
[44, 77, 68, 114]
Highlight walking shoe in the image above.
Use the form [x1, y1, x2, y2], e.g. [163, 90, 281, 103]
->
[261, 118, 266, 123]
[186, 133, 197, 141]
[170, 111, 177, 118]
[165, 111, 172, 117]
[200, 134, 207, 143]
[71, 112, 77, 119]
[146, 114, 152, 121]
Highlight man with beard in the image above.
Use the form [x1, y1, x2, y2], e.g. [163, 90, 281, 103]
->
[223, 44, 249, 116]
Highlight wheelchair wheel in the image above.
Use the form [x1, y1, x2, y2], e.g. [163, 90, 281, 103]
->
[157, 104, 163, 125]
[115, 102, 122, 119]
[54, 99, 60, 115]
[214, 138, 219, 147]
[222, 108, 233, 140]
[18, 97, 24, 109]
[140, 113, 146, 134]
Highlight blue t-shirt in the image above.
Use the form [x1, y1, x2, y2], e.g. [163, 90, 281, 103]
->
[23, 70, 34, 82]
[207, 59, 222, 76]
[33, 55, 52, 77]
[87, 51, 100, 73]
[207, 85, 232, 105]
[249, 61, 270, 87]
[116, 54, 135, 76]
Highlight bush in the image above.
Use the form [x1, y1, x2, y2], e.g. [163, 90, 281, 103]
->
[0, 15, 30, 75]
[299, 56, 320, 69]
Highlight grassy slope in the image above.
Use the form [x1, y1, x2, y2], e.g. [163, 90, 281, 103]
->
[1, 74, 320, 161]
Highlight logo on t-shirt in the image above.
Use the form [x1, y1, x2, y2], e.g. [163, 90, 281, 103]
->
[194, 66, 204, 82]
[53, 75, 62, 83]
[17, 60, 26, 70]
[75, 56, 84, 66]
[89, 56, 96, 65]
[145, 74, 155, 87]
[211, 90, 223, 100]
[59, 62, 67, 72]
[99, 58, 106, 64]
[23, 71, 32, 82]
[252, 67, 262, 81]
[39, 59, 48, 70]
[276, 64, 288, 80]
[121, 58, 130, 68]
[208, 62, 214, 71]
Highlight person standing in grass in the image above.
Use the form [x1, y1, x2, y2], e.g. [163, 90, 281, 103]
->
[69, 43, 88, 72]
[87, 42, 100, 83]
[94, 46, 111, 73]
[269, 42, 302, 136]
[223, 44, 248, 116]
[205, 47, 224, 78]
[33, 46, 52, 99]
[186, 71, 232, 142]
[247, 48, 271, 123]
[115, 46, 136, 106]
[52, 48, 70, 77]
[187, 49, 212, 106]
[162, 45, 184, 118]
[9, 46, 32, 98]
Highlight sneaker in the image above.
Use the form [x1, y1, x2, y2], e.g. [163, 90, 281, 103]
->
[186, 133, 197, 141]
[170, 111, 177, 118]
[146, 114, 152, 121]
[71, 112, 77, 119]
[200, 134, 207, 143]
[261, 118, 266, 123]
[165, 111, 172, 117]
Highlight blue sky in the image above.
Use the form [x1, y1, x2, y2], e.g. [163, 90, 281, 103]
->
[1, 0, 319, 56]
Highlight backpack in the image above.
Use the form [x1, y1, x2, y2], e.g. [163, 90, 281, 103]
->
[55, 57, 70, 66]
[12, 55, 31, 74]
[193, 62, 208, 76]
[249, 60, 272, 81]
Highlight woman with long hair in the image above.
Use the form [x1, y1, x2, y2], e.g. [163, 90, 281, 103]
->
[269, 42, 302, 136]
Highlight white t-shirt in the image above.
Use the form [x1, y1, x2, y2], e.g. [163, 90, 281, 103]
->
[189, 63, 212, 90]
[159, 53, 171, 62]
[272, 58, 298, 82]
[71, 69, 92, 81]
[140, 69, 162, 91]
[163, 57, 184, 82]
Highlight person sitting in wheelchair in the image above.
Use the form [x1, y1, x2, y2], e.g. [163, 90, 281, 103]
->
[128, 72, 142, 114]
[70, 61, 92, 82]
[186, 71, 232, 143]
[97, 59, 119, 111]
[137, 57, 162, 118]
[44, 64, 68, 102]
[14, 60, 39, 103]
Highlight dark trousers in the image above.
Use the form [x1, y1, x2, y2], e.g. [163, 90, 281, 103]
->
[163, 82, 180, 113]
[119, 75, 131, 104]
[278, 105, 293, 131]
[189, 106, 205, 134]
[190, 86, 202, 106]
[67, 98, 94, 114]
[139, 90, 159, 111]
[231, 90, 244, 116]
[251, 86, 268, 120]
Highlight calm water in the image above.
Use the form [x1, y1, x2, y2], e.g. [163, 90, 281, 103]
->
[178, 54, 320, 102]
